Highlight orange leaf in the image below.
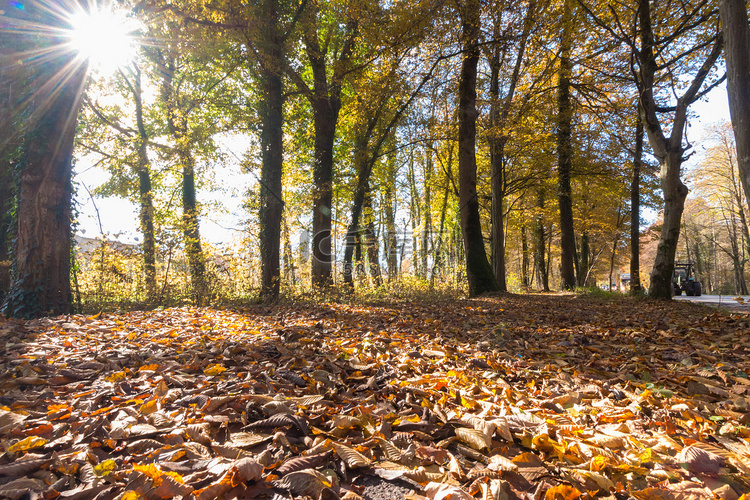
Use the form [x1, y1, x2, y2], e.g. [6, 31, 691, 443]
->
[544, 484, 582, 500]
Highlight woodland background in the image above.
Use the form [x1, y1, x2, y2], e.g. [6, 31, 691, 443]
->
[2, 0, 750, 315]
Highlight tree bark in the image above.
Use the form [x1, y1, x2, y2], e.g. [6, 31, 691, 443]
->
[3, 57, 86, 317]
[258, 0, 285, 302]
[557, 0, 577, 290]
[630, 113, 644, 293]
[457, 0, 498, 296]
[720, 0, 750, 209]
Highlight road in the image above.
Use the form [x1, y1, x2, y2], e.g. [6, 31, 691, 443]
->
[673, 294, 750, 310]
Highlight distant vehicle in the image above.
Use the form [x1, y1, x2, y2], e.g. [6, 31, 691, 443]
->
[673, 262, 702, 296]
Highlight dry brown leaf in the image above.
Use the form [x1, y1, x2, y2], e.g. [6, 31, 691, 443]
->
[424, 481, 474, 500]
[332, 441, 372, 468]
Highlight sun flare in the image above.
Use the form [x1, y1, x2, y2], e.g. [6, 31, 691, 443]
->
[68, 7, 137, 74]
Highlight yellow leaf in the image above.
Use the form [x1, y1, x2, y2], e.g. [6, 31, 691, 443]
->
[133, 464, 184, 487]
[590, 455, 608, 472]
[140, 400, 158, 415]
[204, 364, 227, 376]
[461, 395, 478, 410]
[94, 459, 117, 476]
[106, 371, 126, 383]
[8, 436, 47, 453]
[138, 363, 160, 372]
[121, 492, 140, 500]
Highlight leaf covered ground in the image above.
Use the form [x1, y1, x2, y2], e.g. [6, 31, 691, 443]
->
[1, 294, 750, 500]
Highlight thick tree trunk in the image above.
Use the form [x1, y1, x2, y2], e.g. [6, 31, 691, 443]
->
[310, 108, 335, 288]
[557, 0, 577, 290]
[300, 17, 356, 289]
[720, 0, 750, 209]
[258, 0, 285, 302]
[457, 0, 498, 296]
[649, 153, 688, 298]
[4, 64, 86, 317]
[630, 113, 644, 293]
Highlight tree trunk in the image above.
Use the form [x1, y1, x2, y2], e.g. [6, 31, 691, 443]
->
[457, 0, 498, 296]
[535, 184, 550, 291]
[3, 62, 86, 317]
[258, 0, 285, 302]
[630, 113, 644, 293]
[181, 151, 207, 304]
[384, 182, 398, 282]
[422, 146, 433, 279]
[158, 51, 207, 305]
[609, 216, 621, 292]
[488, 50, 507, 292]
[407, 149, 420, 276]
[343, 134, 372, 290]
[557, 0, 577, 290]
[132, 67, 157, 300]
[649, 153, 689, 297]
[433, 177, 450, 284]
[364, 192, 382, 286]
[521, 223, 530, 288]
[578, 230, 590, 287]
[720, 0, 750, 209]
[310, 104, 335, 288]
[297, 16, 356, 289]
[636, 0, 723, 299]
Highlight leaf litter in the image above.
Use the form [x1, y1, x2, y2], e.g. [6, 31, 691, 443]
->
[1, 294, 749, 500]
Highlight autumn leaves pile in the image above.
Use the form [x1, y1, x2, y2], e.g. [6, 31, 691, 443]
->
[1, 295, 750, 499]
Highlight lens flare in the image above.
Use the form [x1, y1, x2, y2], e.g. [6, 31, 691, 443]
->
[68, 6, 137, 74]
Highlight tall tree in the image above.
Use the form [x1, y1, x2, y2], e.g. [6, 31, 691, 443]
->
[81, 64, 159, 300]
[630, 112, 644, 293]
[580, 0, 725, 299]
[1, 1, 86, 317]
[486, 0, 539, 292]
[556, 0, 576, 289]
[257, 0, 286, 301]
[286, 3, 358, 289]
[719, 0, 750, 209]
[635, 0, 724, 298]
[456, 0, 498, 296]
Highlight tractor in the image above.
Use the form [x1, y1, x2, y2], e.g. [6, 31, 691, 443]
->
[673, 261, 702, 296]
